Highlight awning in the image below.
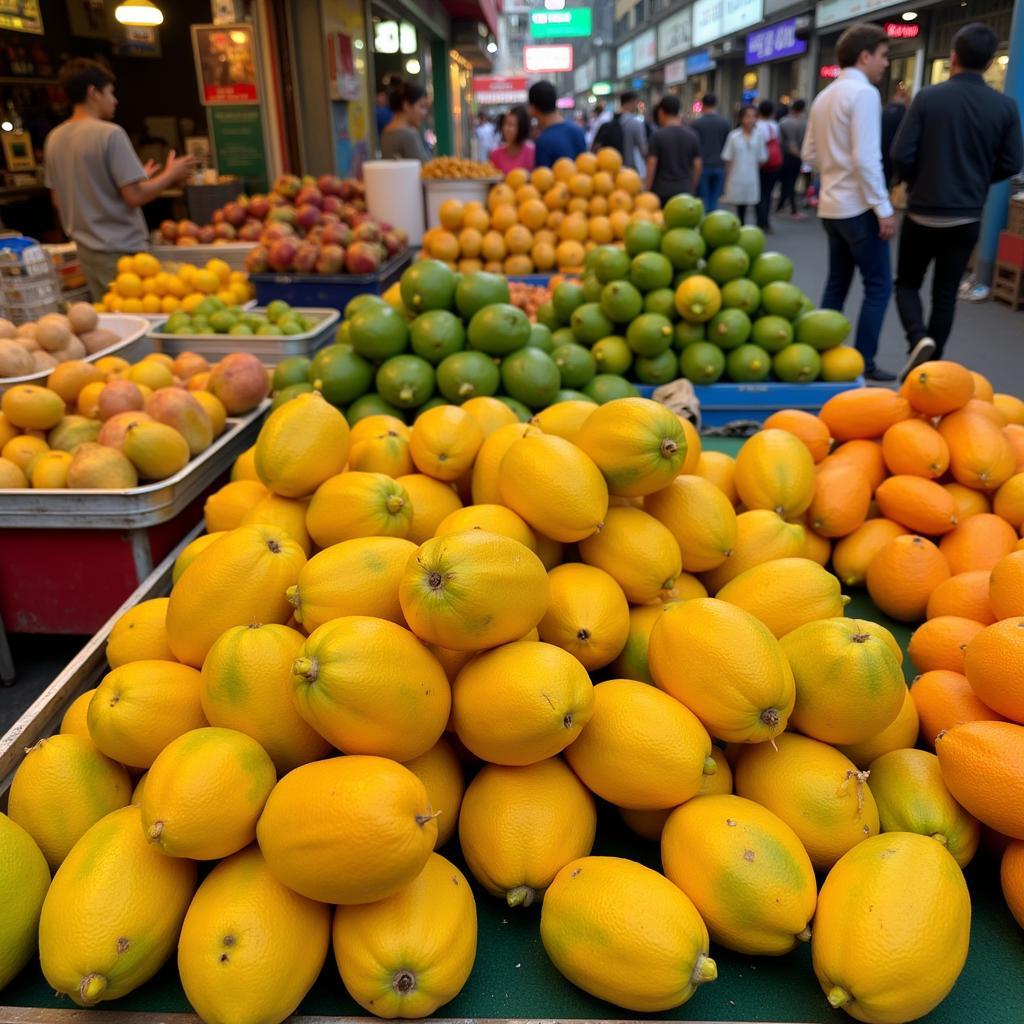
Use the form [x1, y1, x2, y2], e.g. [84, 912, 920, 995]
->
[442, 0, 500, 37]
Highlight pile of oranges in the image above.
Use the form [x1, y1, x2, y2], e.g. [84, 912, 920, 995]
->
[420, 148, 662, 276]
[95, 254, 254, 316]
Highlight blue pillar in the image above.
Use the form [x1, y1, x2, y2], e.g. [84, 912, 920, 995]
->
[974, 2, 1024, 287]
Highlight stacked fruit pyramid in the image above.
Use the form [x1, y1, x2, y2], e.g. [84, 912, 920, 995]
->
[3, 373, 1024, 1023]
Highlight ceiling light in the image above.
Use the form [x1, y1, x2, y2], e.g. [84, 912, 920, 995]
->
[114, 0, 163, 26]
[901, 10, 918, 20]
[487, 41, 498, 53]
[1, 121, 12, 132]
[405, 58, 421, 74]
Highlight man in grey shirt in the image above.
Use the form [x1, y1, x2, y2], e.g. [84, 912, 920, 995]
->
[777, 99, 807, 219]
[44, 59, 195, 299]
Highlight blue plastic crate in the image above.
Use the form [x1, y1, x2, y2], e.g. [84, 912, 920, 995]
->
[507, 274, 556, 286]
[637, 377, 865, 426]
[250, 250, 412, 311]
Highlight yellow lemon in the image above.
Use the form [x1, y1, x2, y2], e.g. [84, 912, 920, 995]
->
[0, 812, 51, 990]
[204, 479, 269, 532]
[230, 445, 258, 481]
[396, 473, 463, 543]
[409, 404, 484, 482]
[734, 428, 816, 519]
[434, 502, 536, 549]
[106, 597, 174, 667]
[471, 421, 540, 504]
[306, 471, 412, 547]
[402, 739, 464, 849]
[645, 473, 738, 572]
[60, 689, 96, 741]
[461, 395, 518, 437]
[531, 399, 596, 442]
[838, 689, 920, 768]
[171, 531, 225, 584]
[701, 508, 806, 592]
[240, 492, 312, 554]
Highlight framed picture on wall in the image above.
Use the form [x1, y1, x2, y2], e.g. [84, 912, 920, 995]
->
[192, 24, 259, 106]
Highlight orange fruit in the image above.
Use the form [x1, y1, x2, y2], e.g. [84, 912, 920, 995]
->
[881, 419, 950, 479]
[464, 206, 490, 232]
[592, 171, 614, 196]
[963, 617, 1024, 723]
[819, 439, 887, 492]
[969, 370, 995, 401]
[438, 199, 464, 231]
[519, 199, 548, 231]
[908, 615, 985, 675]
[588, 195, 610, 217]
[575, 151, 598, 175]
[428, 231, 459, 263]
[458, 227, 483, 259]
[819, 388, 910, 442]
[1005, 425, 1024, 472]
[912, 669, 1007, 746]
[546, 209, 565, 231]
[938, 407, 1016, 492]
[615, 168, 642, 195]
[515, 184, 541, 205]
[994, 473, 1024, 530]
[939, 513, 1018, 574]
[944, 482, 991, 521]
[588, 216, 613, 244]
[531, 166, 555, 192]
[506, 169, 529, 190]
[608, 189, 634, 213]
[481, 230, 507, 262]
[990, 551, 1024, 620]
[875, 475, 958, 536]
[866, 534, 950, 623]
[487, 183, 515, 211]
[491, 204, 519, 233]
[504, 255, 534, 276]
[544, 182, 570, 211]
[994, 394, 1024, 426]
[531, 241, 557, 272]
[1001, 840, 1024, 929]
[807, 463, 871, 539]
[903, 360, 974, 416]
[832, 518, 909, 588]
[926, 570, 995, 625]
[558, 212, 589, 243]
[960, 397, 1008, 427]
[555, 240, 585, 271]
[634, 191, 660, 211]
[609, 209, 631, 239]
[552, 157, 576, 182]
[596, 147, 623, 174]
[504, 224, 533, 255]
[762, 410, 831, 463]
[935, 720, 1024, 838]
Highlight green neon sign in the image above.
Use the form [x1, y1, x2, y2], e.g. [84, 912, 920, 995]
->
[529, 9, 592, 39]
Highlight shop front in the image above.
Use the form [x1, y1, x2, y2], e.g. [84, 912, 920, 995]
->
[925, 0, 1016, 91]
[615, 27, 659, 108]
[746, 16, 812, 104]
[690, 0, 766, 111]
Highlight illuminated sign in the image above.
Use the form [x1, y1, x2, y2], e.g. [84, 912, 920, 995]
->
[523, 44, 574, 73]
[884, 22, 921, 39]
[529, 9, 592, 39]
[819, 64, 841, 78]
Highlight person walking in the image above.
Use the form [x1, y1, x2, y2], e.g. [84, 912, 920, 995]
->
[592, 91, 647, 174]
[380, 82, 432, 162]
[690, 94, 731, 212]
[802, 22, 897, 382]
[755, 100, 783, 232]
[587, 102, 611, 149]
[474, 110, 499, 163]
[881, 85, 911, 186]
[44, 58, 195, 300]
[891, 23, 1023, 373]
[490, 106, 536, 175]
[722, 105, 767, 226]
[529, 81, 586, 167]
[646, 95, 702, 205]
[777, 99, 807, 218]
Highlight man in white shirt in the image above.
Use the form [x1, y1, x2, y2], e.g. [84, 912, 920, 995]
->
[803, 23, 897, 381]
[474, 111, 498, 162]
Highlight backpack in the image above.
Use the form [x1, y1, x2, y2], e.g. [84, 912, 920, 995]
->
[593, 113, 624, 154]
[761, 122, 783, 172]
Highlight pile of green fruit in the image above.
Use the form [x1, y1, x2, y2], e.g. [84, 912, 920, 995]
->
[156, 299, 318, 338]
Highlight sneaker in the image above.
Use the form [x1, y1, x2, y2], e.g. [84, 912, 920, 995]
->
[864, 365, 898, 383]
[898, 337, 937, 381]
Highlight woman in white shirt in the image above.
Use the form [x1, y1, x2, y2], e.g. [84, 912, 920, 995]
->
[721, 106, 767, 225]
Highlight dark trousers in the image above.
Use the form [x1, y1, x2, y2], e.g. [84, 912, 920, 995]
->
[697, 167, 725, 212]
[735, 204, 751, 225]
[757, 168, 780, 229]
[777, 154, 801, 214]
[894, 216, 980, 358]
[821, 210, 893, 369]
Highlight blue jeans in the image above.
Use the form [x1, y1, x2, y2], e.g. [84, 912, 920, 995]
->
[697, 167, 725, 212]
[821, 211, 892, 368]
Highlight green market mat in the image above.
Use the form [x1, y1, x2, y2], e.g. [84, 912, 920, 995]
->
[4, 441, 1023, 1023]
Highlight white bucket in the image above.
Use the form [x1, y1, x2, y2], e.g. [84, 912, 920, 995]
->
[423, 178, 500, 230]
[363, 160, 426, 245]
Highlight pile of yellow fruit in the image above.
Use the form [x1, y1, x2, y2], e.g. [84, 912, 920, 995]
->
[422, 157, 500, 179]
[95, 253, 254, 316]
[421, 148, 661, 275]
[3, 386, 1022, 1023]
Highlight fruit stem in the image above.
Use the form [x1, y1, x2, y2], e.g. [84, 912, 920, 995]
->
[851, 632, 871, 643]
[931, 832, 949, 846]
[415, 809, 441, 829]
[292, 656, 319, 683]
[660, 438, 678, 458]
[392, 969, 416, 995]
[703, 755, 718, 776]
[79, 974, 107, 1005]
[828, 986, 851, 1008]
[759, 707, 780, 732]
[507, 885, 536, 908]
[692, 954, 718, 985]
[285, 584, 300, 610]
[385, 494, 406, 515]
[147, 821, 163, 844]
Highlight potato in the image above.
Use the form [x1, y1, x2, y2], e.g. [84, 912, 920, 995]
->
[0, 318, 16, 339]
[0, 337, 34, 377]
[80, 328, 120, 354]
[31, 349, 58, 371]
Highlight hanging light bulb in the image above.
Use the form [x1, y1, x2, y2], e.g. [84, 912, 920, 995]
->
[114, 0, 164, 27]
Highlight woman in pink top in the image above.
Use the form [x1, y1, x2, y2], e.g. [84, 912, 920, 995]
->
[490, 106, 536, 175]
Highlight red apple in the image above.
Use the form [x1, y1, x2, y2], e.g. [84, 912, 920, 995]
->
[315, 243, 345, 275]
[159, 219, 179, 241]
[268, 238, 298, 272]
[245, 245, 270, 273]
[274, 174, 302, 199]
[345, 241, 381, 275]
[293, 241, 319, 274]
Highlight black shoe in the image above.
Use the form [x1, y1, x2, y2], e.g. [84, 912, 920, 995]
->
[864, 365, 897, 382]
[898, 337, 937, 382]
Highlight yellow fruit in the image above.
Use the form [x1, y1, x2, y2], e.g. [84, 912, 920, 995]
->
[564, 679, 714, 810]
[574, 397, 688, 496]
[76, 381, 106, 418]
[409, 404, 484, 481]
[781, 618, 906, 746]
[451, 640, 593, 765]
[140, 726, 275, 860]
[38, 804, 192, 1012]
[459, 395, 517, 437]
[499, 433, 609, 542]
[3, 434, 48, 474]
[400, 529, 548, 651]
[191, 392, 226, 439]
[811, 833, 970, 1024]
[240, 491, 311, 554]
[471, 421, 540, 504]
[868, 748, 979, 868]
[350, 414, 409, 446]
[166, 524, 306, 668]
[255, 391, 350, 498]
[716, 557, 847, 638]
[403, 738, 464, 848]
[178, 845, 331, 1024]
[287, 537, 416, 631]
[396, 473, 463, 544]
[106, 597, 174, 667]
[541, 855, 716, 1012]
[701, 508, 807, 592]
[204, 479, 269, 532]
[128, 360, 174, 391]
[333, 853, 477, 1018]
[531, 399, 595, 442]
[348, 428, 414, 477]
[2, 384, 65, 430]
[60, 689, 96, 740]
[256, 755, 437, 904]
[537, 562, 630, 670]
[8, 734, 131, 871]
[306, 471, 412, 547]
[662, 794, 817, 955]
[172, 531, 225, 584]
[200, 623, 330, 774]
[838, 688, 920, 768]
[0, 455, 27, 488]
[435, 502, 536, 549]
[609, 602, 678, 684]
[578, 506, 682, 603]
[734, 428, 816, 518]
[292, 616, 450, 761]
[87, 660, 206, 769]
[649, 599, 795, 743]
[0, 812, 50, 990]
[31, 449, 73, 488]
[645, 474, 738, 572]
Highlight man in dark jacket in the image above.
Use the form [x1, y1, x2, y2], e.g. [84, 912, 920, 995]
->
[690, 94, 731, 212]
[891, 23, 1023, 371]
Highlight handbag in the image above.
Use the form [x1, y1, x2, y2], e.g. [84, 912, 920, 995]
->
[762, 132, 783, 172]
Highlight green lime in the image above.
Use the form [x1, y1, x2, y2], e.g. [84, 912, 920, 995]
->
[634, 349, 679, 385]
[726, 343, 772, 382]
[707, 309, 752, 351]
[584, 374, 640, 403]
[228, 323, 253, 336]
[436, 350, 500, 403]
[467, 303, 531, 355]
[497, 395, 532, 421]
[582, 272, 604, 302]
[346, 393, 403, 423]
[527, 323, 555, 353]
[624, 221, 664, 256]
[376, 354, 436, 409]
[409, 310, 466, 364]
[700, 210, 741, 249]
[552, 326, 577, 350]
[310, 344, 374, 405]
[255, 324, 278, 336]
[751, 315, 795, 353]
[570, 303, 615, 345]
[674, 321, 706, 350]
[265, 299, 291, 321]
[591, 335, 633, 375]
[706, 245, 751, 285]
[400, 259, 457, 313]
[600, 280, 644, 324]
[455, 271, 510, 320]
[626, 313, 674, 356]
[661, 228, 706, 270]
[749, 251, 794, 287]
[536, 301, 560, 330]
[552, 342, 597, 389]
[721, 279, 761, 315]
[737, 225, 766, 261]
[795, 309, 852, 350]
[593, 245, 632, 283]
[760, 281, 805, 321]
[344, 294, 387, 320]
[278, 319, 304, 337]
[584, 246, 604, 272]
[209, 310, 237, 333]
[663, 194, 705, 229]
[270, 382, 314, 410]
[773, 343, 823, 382]
[679, 342, 726, 384]
[556, 388, 597, 404]
[552, 280, 587, 322]
[501, 348, 561, 410]
[164, 312, 190, 333]
[643, 288, 678, 320]
[799, 295, 815, 316]
[350, 306, 409, 361]
[630, 251, 675, 292]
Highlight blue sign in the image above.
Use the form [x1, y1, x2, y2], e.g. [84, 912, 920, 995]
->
[686, 50, 714, 75]
[632, 77, 645, 89]
[745, 18, 807, 66]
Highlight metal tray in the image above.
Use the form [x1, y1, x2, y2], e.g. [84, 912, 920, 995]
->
[0, 401, 266, 529]
[0, 314, 151, 393]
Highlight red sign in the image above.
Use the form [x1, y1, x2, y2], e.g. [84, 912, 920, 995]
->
[884, 22, 921, 39]
[819, 64, 841, 79]
[524, 44, 574, 73]
[473, 75, 529, 95]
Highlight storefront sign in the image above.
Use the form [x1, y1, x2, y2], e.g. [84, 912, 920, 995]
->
[816, 0, 904, 30]
[472, 75, 529, 105]
[192, 24, 259, 105]
[574, 58, 596, 95]
[658, 9, 693, 61]
[746, 18, 807, 65]
[617, 40, 635, 79]
[209, 105, 268, 193]
[884, 22, 920, 39]
[686, 50, 716, 75]
[819, 64, 841, 78]
[524, 44, 574, 73]
[693, 0, 764, 47]
[664, 57, 688, 85]
[592, 81, 613, 95]
[529, 9, 592, 39]
[633, 29, 657, 71]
